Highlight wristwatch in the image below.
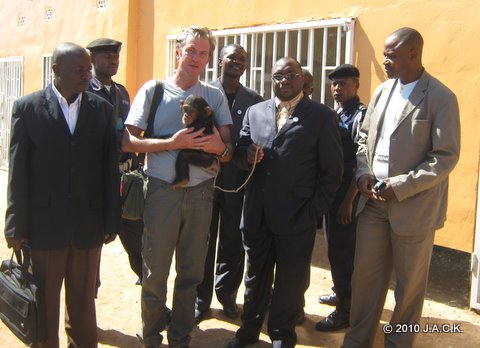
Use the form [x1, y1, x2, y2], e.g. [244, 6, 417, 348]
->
[218, 145, 229, 159]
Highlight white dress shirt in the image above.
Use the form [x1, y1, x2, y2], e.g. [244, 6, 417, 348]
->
[372, 79, 418, 180]
[51, 83, 82, 135]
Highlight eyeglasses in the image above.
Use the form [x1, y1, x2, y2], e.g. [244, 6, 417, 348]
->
[271, 73, 300, 82]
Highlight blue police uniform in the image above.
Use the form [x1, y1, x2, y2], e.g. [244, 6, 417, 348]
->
[325, 95, 366, 313]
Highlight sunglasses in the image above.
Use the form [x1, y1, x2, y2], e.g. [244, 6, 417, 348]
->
[271, 73, 300, 82]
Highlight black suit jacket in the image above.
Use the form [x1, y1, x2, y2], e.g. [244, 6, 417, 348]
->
[5, 85, 120, 249]
[234, 96, 343, 234]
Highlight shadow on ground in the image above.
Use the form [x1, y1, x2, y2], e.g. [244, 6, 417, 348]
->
[97, 328, 141, 348]
[426, 245, 470, 308]
[310, 231, 472, 309]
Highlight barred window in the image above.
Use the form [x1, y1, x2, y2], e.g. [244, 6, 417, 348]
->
[42, 55, 53, 88]
[166, 18, 355, 107]
[0, 56, 23, 168]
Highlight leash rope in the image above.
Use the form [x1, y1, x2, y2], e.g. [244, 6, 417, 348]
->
[213, 145, 260, 193]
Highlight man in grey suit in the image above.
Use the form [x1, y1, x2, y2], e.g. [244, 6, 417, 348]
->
[227, 57, 343, 348]
[343, 28, 460, 348]
[195, 44, 263, 322]
[5, 42, 120, 347]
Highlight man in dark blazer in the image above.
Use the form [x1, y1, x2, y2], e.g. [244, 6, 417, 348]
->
[5, 42, 120, 347]
[227, 57, 343, 348]
[195, 44, 263, 322]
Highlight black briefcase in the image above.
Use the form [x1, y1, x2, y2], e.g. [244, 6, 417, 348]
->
[0, 248, 46, 346]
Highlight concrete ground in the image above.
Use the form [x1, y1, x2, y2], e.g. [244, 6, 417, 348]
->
[0, 169, 479, 347]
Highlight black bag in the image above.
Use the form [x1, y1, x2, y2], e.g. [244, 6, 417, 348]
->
[121, 169, 147, 220]
[121, 81, 164, 220]
[0, 248, 46, 346]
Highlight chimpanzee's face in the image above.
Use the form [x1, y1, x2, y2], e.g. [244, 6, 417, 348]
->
[181, 103, 198, 126]
[180, 95, 213, 128]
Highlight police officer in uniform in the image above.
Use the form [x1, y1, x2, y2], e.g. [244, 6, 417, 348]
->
[86, 38, 142, 280]
[316, 64, 366, 331]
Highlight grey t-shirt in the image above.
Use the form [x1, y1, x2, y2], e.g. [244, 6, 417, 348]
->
[125, 79, 232, 186]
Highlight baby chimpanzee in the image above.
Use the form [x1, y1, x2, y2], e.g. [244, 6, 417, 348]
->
[171, 95, 218, 189]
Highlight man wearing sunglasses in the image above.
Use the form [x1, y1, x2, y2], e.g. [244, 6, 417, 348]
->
[227, 57, 343, 348]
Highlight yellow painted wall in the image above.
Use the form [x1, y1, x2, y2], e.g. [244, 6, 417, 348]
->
[0, 0, 132, 93]
[1, 0, 479, 252]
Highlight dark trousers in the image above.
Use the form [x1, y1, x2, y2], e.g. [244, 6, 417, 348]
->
[324, 195, 357, 311]
[237, 222, 316, 347]
[31, 245, 102, 348]
[119, 217, 143, 279]
[95, 218, 142, 295]
[196, 198, 245, 310]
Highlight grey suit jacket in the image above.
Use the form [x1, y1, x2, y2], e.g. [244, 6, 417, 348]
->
[234, 96, 343, 234]
[356, 70, 460, 234]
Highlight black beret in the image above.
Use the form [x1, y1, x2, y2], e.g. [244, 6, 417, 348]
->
[328, 64, 360, 80]
[86, 38, 122, 53]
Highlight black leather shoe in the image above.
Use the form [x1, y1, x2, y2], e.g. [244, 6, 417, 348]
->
[294, 308, 305, 325]
[194, 307, 209, 324]
[318, 293, 338, 306]
[222, 301, 240, 318]
[315, 309, 349, 332]
[226, 337, 258, 348]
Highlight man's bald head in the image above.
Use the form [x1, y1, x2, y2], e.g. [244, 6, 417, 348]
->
[52, 42, 89, 65]
[272, 57, 304, 101]
[273, 57, 302, 73]
[52, 42, 92, 101]
[219, 44, 247, 59]
[383, 27, 424, 83]
[388, 27, 423, 55]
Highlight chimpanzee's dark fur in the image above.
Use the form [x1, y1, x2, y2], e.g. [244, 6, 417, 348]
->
[171, 95, 217, 188]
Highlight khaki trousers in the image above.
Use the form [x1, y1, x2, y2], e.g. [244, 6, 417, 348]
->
[343, 199, 435, 348]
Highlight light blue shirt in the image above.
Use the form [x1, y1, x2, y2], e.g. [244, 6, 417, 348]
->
[126, 79, 232, 186]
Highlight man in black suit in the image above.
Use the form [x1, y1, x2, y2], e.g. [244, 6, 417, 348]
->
[227, 57, 343, 348]
[5, 42, 120, 347]
[195, 44, 263, 322]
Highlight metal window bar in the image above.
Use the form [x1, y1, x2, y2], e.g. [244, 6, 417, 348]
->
[296, 30, 302, 63]
[42, 55, 53, 88]
[320, 28, 328, 103]
[0, 57, 23, 169]
[260, 32, 266, 97]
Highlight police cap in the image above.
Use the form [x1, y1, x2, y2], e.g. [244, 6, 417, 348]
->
[328, 64, 360, 80]
[86, 38, 122, 53]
